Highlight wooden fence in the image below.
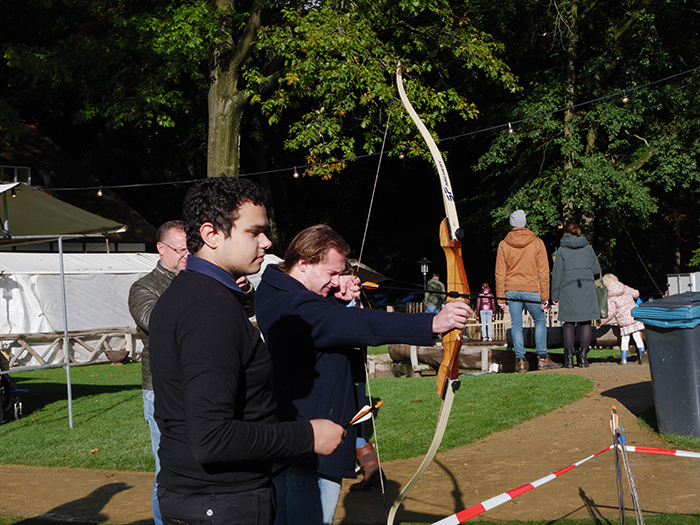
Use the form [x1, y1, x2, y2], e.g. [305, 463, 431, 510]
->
[0, 328, 138, 370]
[403, 301, 508, 341]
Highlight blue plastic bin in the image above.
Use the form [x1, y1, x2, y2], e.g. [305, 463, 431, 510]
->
[632, 292, 700, 437]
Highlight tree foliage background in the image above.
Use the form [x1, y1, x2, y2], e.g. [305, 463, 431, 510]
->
[2, 0, 699, 291]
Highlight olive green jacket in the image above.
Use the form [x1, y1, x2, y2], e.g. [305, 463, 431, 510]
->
[128, 263, 257, 389]
[128, 263, 175, 390]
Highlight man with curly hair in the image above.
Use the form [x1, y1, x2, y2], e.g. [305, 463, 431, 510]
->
[149, 177, 345, 525]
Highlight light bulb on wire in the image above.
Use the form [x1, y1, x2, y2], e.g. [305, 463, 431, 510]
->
[622, 90, 629, 103]
[507, 122, 515, 134]
[97, 186, 103, 197]
[293, 167, 299, 179]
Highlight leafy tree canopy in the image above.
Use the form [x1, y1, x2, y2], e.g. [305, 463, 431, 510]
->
[2, 0, 519, 175]
[467, 0, 700, 281]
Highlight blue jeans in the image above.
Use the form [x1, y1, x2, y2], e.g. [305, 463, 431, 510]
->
[479, 310, 493, 339]
[273, 465, 342, 525]
[506, 291, 547, 358]
[143, 389, 163, 525]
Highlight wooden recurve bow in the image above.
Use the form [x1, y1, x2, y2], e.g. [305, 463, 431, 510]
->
[387, 63, 471, 525]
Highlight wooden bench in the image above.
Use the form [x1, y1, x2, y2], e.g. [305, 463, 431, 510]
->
[0, 328, 139, 369]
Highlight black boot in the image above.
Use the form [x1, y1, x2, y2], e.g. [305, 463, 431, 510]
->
[578, 348, 589, 368]
[564, 348, 574, 369]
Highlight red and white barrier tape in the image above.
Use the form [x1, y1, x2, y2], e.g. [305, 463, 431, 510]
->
[622, 445, 700, 459]
[431, 443, 700, 524]
[432, 446, 612, 524]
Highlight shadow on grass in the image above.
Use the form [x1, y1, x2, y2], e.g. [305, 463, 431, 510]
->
[637, 405, 659, 432]
[6, 376, 140, 419]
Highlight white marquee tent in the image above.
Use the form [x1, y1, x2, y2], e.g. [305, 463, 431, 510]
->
[0, 182, 130, 427]
[0, 252, 158, 340]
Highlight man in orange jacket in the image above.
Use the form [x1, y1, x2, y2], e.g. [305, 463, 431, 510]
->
[495, 210, 561, 373]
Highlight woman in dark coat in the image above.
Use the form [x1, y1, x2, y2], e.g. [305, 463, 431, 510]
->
[551, 222, 601, 368]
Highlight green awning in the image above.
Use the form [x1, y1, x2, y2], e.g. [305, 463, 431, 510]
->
[0, 182, 126, 245]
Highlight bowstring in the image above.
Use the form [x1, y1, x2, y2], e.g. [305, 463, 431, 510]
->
[358, 112, 391, 263]
[355, 112, 391, 518]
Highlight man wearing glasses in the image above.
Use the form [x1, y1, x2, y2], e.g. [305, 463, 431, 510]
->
[129, 220, 189, 525]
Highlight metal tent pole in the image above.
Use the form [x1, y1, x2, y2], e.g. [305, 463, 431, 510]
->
[58, 237, 74, 429]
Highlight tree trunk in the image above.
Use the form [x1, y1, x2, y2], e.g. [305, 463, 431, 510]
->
[561, 0, 578, 224]
[208, 80, 249, 178]
[207, 0, 264, 178]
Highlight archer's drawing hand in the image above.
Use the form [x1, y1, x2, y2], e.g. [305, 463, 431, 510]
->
[432, 302, 472, 334]
[236, 276, 252, 293]
[310, 419, 347, 455]
[334, 274, 361, 302]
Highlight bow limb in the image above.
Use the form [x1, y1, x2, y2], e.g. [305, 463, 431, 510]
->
[395, 63, 470, 396]
[386, 386, 455, 525]
[389, 63, 470, 525]
[395, 65, 460, 244]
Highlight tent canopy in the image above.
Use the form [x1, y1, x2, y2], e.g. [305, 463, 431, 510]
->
[0, 182, 125, 246]
[0, 252, 159, 275]
[0, 253, 159, 335]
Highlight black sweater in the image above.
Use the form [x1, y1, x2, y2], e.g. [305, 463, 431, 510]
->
[150, 256, 313, 495]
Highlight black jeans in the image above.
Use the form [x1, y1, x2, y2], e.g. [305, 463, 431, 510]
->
[158, 485, 275, 525]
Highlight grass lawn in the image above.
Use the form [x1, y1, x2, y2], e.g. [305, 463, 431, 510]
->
[0, 363, 151, 471]
[3, 354, 700, 471]
[2, 359, 700, 525]
[0, 361, 595, 471]
[369, 372, 593, 461]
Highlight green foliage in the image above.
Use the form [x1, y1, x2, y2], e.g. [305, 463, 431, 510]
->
[466, 0, 700, 277]
[2, 0, 518, 177]
[244, 0, 519, 178]
[3, 0, 700, 281]
[1, 0, 225, 134]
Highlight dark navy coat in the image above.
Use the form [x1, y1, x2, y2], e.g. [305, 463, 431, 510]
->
[255, 265, 437, 478]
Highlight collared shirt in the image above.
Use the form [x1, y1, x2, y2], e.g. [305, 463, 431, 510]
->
[184, 255, 242, 293]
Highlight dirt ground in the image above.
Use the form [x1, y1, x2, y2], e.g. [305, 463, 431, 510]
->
[2, 361, 699, 524]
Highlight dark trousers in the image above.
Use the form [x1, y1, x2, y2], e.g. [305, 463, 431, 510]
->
[158, 485, 275, 525]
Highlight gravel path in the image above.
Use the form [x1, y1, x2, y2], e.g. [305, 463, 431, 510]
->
[1, 361, 698, 524]
[338, 361, 700, 524]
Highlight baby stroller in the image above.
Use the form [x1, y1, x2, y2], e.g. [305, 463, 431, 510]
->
[0, 373, 23, 423]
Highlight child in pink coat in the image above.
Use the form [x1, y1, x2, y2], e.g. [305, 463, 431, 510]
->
[476, 282, 497, 341]
[600, 274, 645, 364]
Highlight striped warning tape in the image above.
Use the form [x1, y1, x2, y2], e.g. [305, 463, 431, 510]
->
[623, 445, 700, 459]
[430, 444, 700, 524]
[432, 446, 612, 524]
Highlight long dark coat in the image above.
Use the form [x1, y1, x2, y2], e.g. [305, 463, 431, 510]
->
[551, 234, 601, 322]
[255, 265, 437, 479]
